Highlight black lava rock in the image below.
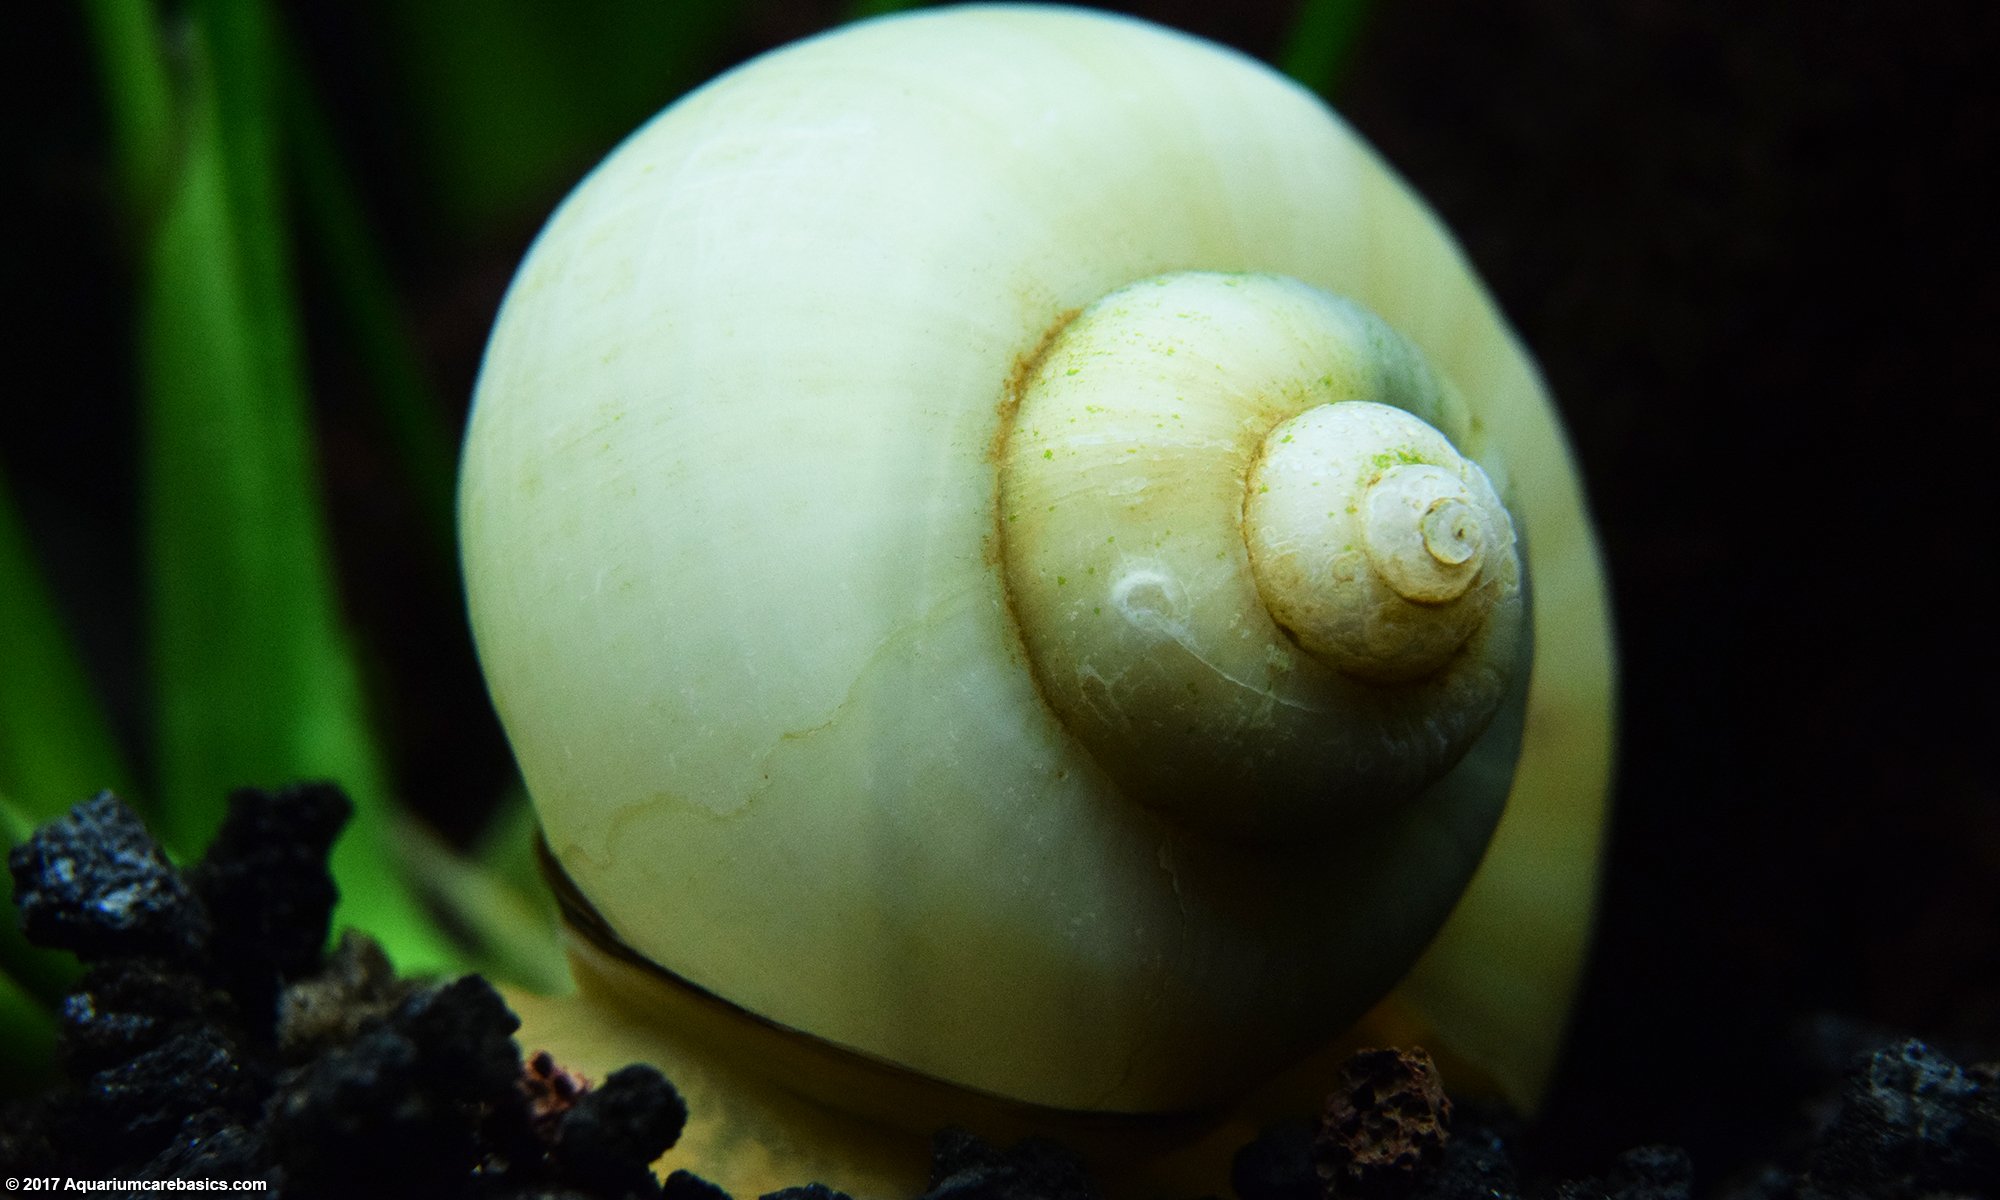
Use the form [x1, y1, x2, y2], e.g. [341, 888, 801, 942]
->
[663, 1169, 736, 1200]
[1409, 1110, 1521, 1200]
[1314, 1048, 1452, 1199]
[193, 783, 351, 1025]
[8, 791, 210, 962]
[921, 1127, 1098, 1200]
[1231, 1119, 1320, 1200]
[1549, 1144, 1692, 1200]
[275, 930, 416, 1063]
[3, 788, 704, 1197]
[1794, 1039, 1999, 1200]
[761, 1184, 854, 1200]
[393, 973, 527, 1097]
[58, 957, 231, 1073]
[264, 975, 528, 1196]
[141, 1109, 268, 1181]
[1606, 1146, 1694, 1200]
[553, 1063, 689, 1197]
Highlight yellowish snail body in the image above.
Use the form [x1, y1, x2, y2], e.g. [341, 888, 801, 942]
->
[460, 6, 1615, 1197]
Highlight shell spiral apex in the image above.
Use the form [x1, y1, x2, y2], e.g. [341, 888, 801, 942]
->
[997, 271, 1526, 840]
[460, 4, 1614, 1120]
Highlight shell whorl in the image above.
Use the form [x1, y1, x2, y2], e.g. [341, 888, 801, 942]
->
[999, 272, 1526, 839]
[1245, 400, 1516, 684]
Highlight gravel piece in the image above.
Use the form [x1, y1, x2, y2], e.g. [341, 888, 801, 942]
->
[7, 792, 210, 962]
[760, 1185, 854, 1200]
[83, 1026, 261, 1160]
[663, 1169, 736, 1200]
[1549, 1144, 1692, 1200]
[1313, 1048, 1453, 1199]
[58, 956, 231, 1073]
[553, 1063, 689, 1197]
[1407, 1109, 1519, 1200]
[1231, 1119, 1320, 1200]
[1794, 1039, 1999, 1200]
[193, 783, 351, 1026]
[920, 1127, 1099, 1200]
[275, 929, 416, 1063]
[141, 1109, 268, 1181]
[263, 975, 528, 1195]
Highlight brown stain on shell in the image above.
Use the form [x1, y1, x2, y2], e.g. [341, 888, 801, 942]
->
[984, 304, 1083, 565]
[986, 304, 1084, 723]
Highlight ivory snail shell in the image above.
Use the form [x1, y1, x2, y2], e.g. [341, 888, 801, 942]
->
[462, 5, 1615, 1194]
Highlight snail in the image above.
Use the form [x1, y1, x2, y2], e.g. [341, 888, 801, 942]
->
[460, 5, 1615, 1197]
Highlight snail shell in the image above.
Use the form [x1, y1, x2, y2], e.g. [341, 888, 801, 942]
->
[462, 5, 1614, 1115]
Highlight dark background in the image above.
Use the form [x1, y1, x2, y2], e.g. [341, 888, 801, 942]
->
[9, 1, 1998, 1190]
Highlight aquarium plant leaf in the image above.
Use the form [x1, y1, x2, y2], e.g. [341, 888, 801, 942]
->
[132, 0, 454, 972]
[0, 472, 134, 823]
[79, 0, 176, 221]
[470, 786, 549, 908]
[280, 32, 459, 553]
[844, 0, 928, 20]
[394, 813, 569, 994]
[1280, 0, 1373, 98]
[0, 963, 59, 1098]
[376, 0, 741, 237]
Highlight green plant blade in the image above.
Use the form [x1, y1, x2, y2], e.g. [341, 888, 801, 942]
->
[0, 964, 59, 1098]
[281, 37, 459, 553]
[395, 813, 569, 995]
[845, 0, 926, 20]
[470, 785, 547, 903]
[376, 0, 741, 237]
[79, 0, 175, 221]
[135, 0, 454, 973]
[1280, 0, 1373, 97]
[0, 471, 133, 821]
